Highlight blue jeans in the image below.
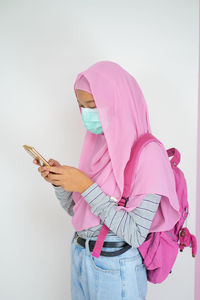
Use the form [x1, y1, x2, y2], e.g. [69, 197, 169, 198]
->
[70, 232, 148, 300]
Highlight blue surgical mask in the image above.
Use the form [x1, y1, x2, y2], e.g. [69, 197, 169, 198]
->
[81, 107, 103, 134]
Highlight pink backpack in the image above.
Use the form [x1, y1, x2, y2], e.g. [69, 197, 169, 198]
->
[91, 133, 197, 284]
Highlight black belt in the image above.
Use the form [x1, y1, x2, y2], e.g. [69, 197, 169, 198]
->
[75, 234, 132, 257]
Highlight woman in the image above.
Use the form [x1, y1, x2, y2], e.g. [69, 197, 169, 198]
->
[34, 61, 180, 300]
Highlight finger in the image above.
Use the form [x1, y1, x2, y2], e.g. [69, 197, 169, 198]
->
[41, 169, 49, 175]
[48, 158, 58, 163]
[43, 174, 52, 183]
[47, 173, 61, 181]
[45, 176, 59, 185]
[38, 166, 46, 173]
[51, 180, 61, 185]
[47, 166, 62, 174]
[44, 173, 60, 184]
[33, 159, 41, 166]
[41, 171, 49, 178]
[49, 161, 60, 167]
[48, 159, 55, 166]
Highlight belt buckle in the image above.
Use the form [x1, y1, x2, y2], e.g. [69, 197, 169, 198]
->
[75, 234, 79, 244]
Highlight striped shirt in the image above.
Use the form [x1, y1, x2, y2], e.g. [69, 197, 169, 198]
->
[52, 183, 162, 248]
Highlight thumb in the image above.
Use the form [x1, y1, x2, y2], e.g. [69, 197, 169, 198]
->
[48, 158, 61, 167]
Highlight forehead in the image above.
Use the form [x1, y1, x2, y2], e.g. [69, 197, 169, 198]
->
[76, 89, 93, 97]
[76, 89, 94, 102]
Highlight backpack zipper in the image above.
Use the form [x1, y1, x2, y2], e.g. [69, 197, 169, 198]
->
[166, 231, 177, 242]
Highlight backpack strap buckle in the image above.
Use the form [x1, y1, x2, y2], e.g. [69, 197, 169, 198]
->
[118, 196, 129, 207]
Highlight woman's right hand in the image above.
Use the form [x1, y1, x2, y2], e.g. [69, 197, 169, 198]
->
[33, 158, 61, 186]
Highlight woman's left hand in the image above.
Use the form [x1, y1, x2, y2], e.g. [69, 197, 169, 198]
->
[41, 165, 94, 193]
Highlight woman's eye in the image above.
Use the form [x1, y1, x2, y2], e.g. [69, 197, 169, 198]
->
[79, 105, 96, 109]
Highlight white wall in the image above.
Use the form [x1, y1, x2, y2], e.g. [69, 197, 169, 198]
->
[0, 1, 198, 299]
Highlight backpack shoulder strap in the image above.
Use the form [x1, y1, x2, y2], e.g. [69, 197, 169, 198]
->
[121, 133, 161, 200]
[91, 133, 160, 258]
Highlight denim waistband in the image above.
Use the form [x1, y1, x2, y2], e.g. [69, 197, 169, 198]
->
[72, 231, 140, 257]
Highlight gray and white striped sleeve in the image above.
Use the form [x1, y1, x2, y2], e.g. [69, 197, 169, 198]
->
[81, 182, 162, 248]
[52, 184, 75, 216]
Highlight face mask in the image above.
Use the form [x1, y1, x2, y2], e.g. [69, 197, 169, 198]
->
[81, 107, 103, 134]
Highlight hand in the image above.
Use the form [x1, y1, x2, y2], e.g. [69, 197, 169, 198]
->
[33, 158, 61, 187]
[41, 165, 94, 193]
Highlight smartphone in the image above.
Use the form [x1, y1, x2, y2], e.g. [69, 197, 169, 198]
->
[23, 145, 50, 167]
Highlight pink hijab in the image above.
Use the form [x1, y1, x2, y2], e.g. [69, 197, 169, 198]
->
[72, 60, 180, 233]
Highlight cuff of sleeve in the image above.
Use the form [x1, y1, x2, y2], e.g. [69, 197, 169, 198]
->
[81, 182, 104, 204]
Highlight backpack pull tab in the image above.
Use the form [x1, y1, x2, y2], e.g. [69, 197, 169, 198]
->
[167, 147, 180, 167]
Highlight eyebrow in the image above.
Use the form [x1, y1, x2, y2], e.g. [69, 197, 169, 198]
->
[77, 99, 95, 103]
